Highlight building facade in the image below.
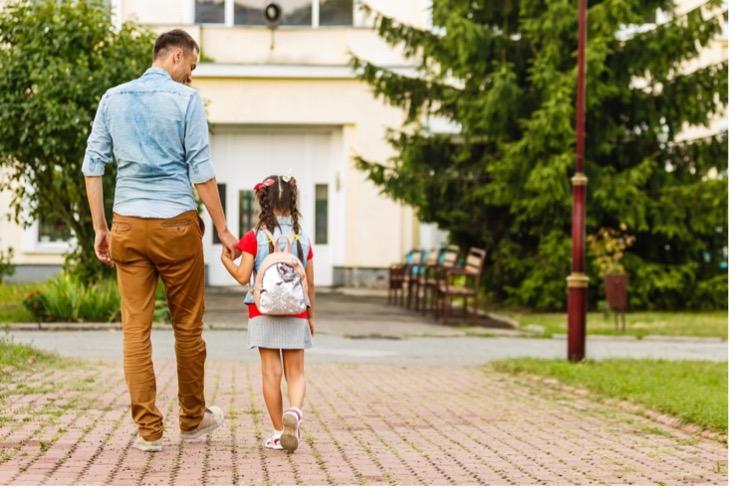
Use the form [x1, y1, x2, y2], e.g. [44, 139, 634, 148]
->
[0, 0, 725, 286]
[0, 0, 445, 287]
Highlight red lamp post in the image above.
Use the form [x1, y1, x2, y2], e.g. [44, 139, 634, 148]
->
[567, 0, 589, 362]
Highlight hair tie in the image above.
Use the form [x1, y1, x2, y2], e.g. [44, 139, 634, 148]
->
[254, 178, 275, 192]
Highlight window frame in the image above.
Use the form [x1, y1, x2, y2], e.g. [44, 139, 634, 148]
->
[213, 182, 227, 244]
[238, 189, 259, 238]
[21, 220, 73, 254]
[314, 183, 328, 245]
[193, 0, 358, 28]
[37, 214, 72, 245]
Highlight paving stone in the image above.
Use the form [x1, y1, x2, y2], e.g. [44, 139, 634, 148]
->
[0, 359, 727, 485]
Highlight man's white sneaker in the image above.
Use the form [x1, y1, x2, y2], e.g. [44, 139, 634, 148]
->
[180, 406, 225, 441]
[132, 434, 163, 452]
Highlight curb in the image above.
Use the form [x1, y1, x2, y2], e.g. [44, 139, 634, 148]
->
[1, 322, 247, 331]
[550, 333, 726, 343]
[3, 323, 727, 343]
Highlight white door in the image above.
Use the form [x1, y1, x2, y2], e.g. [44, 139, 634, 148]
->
[203, 128, 337, 287]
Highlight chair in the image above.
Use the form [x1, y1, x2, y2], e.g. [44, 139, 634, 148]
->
[407, 248, 439, 310]
[404, 249, 427, 308]
[388, 249, 419, 305]
[434, 247, 487, 323]
[417, 245, 459, 314]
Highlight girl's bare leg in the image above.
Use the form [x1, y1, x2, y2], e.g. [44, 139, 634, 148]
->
[282, 349, 305, 409]
[259, 347, 284, 430]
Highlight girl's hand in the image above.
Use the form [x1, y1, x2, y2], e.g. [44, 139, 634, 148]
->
[308, 317, 316, 336]
[220, 246, 232, 262]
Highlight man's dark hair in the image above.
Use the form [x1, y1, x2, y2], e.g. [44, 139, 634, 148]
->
[153, 29, 199, 59]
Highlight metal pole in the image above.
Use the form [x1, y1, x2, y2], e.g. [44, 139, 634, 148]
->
[567, 0, 589, 362]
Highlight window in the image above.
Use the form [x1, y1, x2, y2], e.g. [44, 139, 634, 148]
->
[235, 0, 311, 26]
[196, 0, 354, 27]
[239, 189, 260, 237]
[38, 215, 71, 244]
[281, 0, 312, 26]
[213, 183, 226, 244]
[314, 184, 328, 244]
[195, 0, 225, 24]
[234, 0, 265, 25]
[319, 0, 353, 26]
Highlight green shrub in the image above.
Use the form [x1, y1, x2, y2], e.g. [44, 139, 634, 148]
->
[0, 247, 15, 283]
[76, 279, 121, 322]
[22, 289, 49, 320]
[692, 274, 728, 310]
[154, 281, 171, 324]
[23, 272, 120, 322]
[22, 272, 173, 323]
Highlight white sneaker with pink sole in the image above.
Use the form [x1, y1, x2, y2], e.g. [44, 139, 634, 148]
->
[280, 407, 303, 453]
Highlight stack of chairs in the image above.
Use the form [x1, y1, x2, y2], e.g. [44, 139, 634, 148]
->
[388, 245, 487, 324]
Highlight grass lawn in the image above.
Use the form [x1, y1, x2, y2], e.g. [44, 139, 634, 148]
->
[0, 334, 66, 380]
[496, 309, 728, 340]
[490, 358, 728, 434]
[0, 282, 39, 323]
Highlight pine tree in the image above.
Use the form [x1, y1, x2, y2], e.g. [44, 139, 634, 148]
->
[351, 0, 727, 310]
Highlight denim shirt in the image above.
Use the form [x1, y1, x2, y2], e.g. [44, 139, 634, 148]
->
[244, 216, 311, 305]
[81, 67, 216, 218]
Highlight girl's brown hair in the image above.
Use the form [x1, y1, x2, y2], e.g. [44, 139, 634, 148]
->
[255, 175, 304, 262]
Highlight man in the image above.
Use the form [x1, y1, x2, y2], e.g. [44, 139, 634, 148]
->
[82, 29, 240, 452]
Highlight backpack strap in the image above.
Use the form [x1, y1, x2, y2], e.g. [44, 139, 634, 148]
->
[261, 228, 294, 254]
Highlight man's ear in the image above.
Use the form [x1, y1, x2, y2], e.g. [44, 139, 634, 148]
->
[172, 47, 183, 64]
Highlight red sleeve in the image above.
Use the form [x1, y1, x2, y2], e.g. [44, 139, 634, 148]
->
[237, 230, 257, 256]
[307, 240, 313, 260]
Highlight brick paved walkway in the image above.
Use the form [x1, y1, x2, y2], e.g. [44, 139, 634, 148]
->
[0, 360, 727, 485]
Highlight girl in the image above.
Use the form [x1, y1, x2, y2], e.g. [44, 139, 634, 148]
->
[221, 175, 316, 453]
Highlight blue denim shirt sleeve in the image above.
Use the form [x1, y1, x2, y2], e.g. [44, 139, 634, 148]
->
[184, 92, 216, 184]
[82, 93, 113, 176]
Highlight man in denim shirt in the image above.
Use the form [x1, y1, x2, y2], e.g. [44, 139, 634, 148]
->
[83, 30, 237, 452]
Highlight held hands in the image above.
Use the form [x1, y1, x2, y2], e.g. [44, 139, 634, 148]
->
[94, 228, 114, 267]
[218, 229, 241, 260]
[220, 245, 233, 263]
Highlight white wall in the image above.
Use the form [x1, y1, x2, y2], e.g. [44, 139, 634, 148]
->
[192, 76, 412, 267]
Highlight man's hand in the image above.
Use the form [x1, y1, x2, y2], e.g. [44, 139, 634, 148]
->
[218, 230, 241, 259]
[195, 179, 242, 259]
[85, 176, 112, 266]
[94, 228, 114, 267]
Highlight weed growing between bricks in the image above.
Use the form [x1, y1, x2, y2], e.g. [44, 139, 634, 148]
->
[0, 354, 728, 485]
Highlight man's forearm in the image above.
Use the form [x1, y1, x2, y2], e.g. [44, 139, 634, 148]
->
[195, 178, 228, 235]
[84, 176, 108, 232]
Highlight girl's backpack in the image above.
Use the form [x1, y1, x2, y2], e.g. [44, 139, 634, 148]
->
[253, 228, 310, 315]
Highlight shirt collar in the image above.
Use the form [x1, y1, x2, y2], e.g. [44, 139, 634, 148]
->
[143, 66, 172, 80]
[276, 215, 293, 225]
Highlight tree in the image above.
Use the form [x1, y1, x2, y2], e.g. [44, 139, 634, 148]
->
[0, 0, 155, 284]
[351, 0, 727, 310]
